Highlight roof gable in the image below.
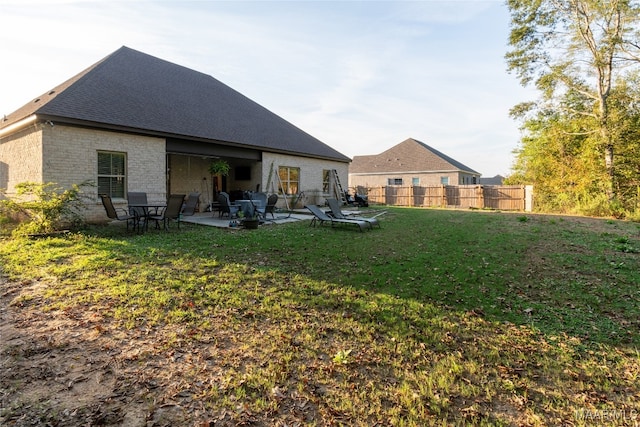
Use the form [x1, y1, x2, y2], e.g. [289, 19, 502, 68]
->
[1, 46, 349, 162]
[350, 138, 478, 174]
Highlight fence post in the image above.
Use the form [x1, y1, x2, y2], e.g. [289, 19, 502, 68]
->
[477, 185, 484, 209]
[525, 185, 533, 212]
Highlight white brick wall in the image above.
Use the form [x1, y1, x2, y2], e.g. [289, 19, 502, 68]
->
[0, 125, 44, 193]
[1, 121, 349, 221]
[2, 123, 166, 222]
[262, 153, 349, 206]
[46, 126, 166, 221]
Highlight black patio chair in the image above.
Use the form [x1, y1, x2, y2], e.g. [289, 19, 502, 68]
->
[148, 194, 186, 230]
[264, 193, 279, 219]
[127, 191, 158, 231]
[182, 192, 200, 216]
[217, 191, 240, 218]
[100, 194, 139, 232]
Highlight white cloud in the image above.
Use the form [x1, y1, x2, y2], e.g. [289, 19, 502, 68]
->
[0, 0, 532, 177]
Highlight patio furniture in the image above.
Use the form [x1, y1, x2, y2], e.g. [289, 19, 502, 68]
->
[247, 192, 268, 219]
[182, 192, 200, 216]
[148, 194, 186, 230]
[100, 194, 139, 232]
[264, 193, 278, 219]
[217, 192, 240, 218]
[326, 198, 380, 229]
[127, 191, 162, 231]
[128, 192, 150, 216]
[305, 204, 370, 232]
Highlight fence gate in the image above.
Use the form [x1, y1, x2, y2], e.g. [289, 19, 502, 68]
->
[483, 186, 526, 210]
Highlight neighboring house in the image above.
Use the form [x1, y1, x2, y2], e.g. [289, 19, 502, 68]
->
[349, 138, 480, 189]
[0, 46, 350, 221]
[479, 175, 505, 185]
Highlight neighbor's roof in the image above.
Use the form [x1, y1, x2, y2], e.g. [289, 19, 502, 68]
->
[350, 138, 479, 174]
[0, 46, 350, 163]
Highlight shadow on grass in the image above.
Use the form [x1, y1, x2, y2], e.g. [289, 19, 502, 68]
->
[78, 208, 640, 349]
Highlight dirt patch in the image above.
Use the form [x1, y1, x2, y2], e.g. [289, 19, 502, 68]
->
[0, 277, 325, 426]
[1, 279, 224, 426]
[2, 279, 148, 425]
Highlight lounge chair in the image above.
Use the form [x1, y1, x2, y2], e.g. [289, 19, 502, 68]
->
[182, 192, 200, 216]
[148, 194, 186, 230]
[100, 194, 139, 232]
[305, 204, 370, 232]
[326, 198, 380, 229]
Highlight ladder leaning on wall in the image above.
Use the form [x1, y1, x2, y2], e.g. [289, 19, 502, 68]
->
[266, 162, 292, 212]
[330, 169, 348, 205]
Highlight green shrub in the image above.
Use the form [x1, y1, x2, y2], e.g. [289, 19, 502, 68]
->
[0, 181, 93, 236]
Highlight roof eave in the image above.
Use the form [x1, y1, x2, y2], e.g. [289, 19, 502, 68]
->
[0, 114, 38, 139]
[34, 115, 351, 163]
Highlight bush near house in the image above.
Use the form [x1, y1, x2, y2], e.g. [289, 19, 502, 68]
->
[0, 181, 92, 236]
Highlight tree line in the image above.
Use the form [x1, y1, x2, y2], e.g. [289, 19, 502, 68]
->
[504, 0, 640, 218]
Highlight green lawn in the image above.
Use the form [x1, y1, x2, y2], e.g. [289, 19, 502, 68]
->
[1, 207, 639, 426]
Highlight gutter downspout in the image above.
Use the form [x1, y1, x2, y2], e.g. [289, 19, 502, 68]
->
[0, 115, 38, 139]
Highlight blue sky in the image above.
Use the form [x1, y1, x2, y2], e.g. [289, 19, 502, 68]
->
[0, 0, 536, 177]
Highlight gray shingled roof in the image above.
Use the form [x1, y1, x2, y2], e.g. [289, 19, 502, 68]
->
[350, 138, 479, 174]
[1, 46, 349, 163]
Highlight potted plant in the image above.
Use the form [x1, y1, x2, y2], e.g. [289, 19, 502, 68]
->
[208, 159, 230, 205]
[242, 212, 260, 229]
[208, 159, 230, 176]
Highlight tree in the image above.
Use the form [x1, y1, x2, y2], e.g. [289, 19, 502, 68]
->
[507, 105, 612, 214]
[506, 0, 640, 200]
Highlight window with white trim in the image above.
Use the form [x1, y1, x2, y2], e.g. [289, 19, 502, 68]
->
[278, 166, 300, 195]
[97, 151, 126, 198]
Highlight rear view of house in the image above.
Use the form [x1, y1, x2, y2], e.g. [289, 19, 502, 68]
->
[0, 46, 350, 221]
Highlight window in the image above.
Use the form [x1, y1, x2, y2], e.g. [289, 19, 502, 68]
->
[97, 151, 126, 198]
[278, 166, 299, 195]
[322, 169, 331, 193]
[412, 177, 420, 186]
[387, 178, 403, 185]
[440, 176, 449, 185]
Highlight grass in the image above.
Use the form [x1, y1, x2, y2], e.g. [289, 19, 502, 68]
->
[1, 207, 639, 425]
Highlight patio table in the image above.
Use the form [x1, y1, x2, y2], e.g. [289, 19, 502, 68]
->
[128, 203, 167, 231]
[236, 199, 264, 218]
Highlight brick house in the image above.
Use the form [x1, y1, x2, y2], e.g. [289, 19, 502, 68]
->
[349, 138, 480, 189]
[0, 46, 350, 221]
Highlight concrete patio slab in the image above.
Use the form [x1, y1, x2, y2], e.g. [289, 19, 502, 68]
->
[181, 211, 312, 228]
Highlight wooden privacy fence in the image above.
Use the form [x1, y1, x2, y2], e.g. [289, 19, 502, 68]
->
[359, 185, 532, 211]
